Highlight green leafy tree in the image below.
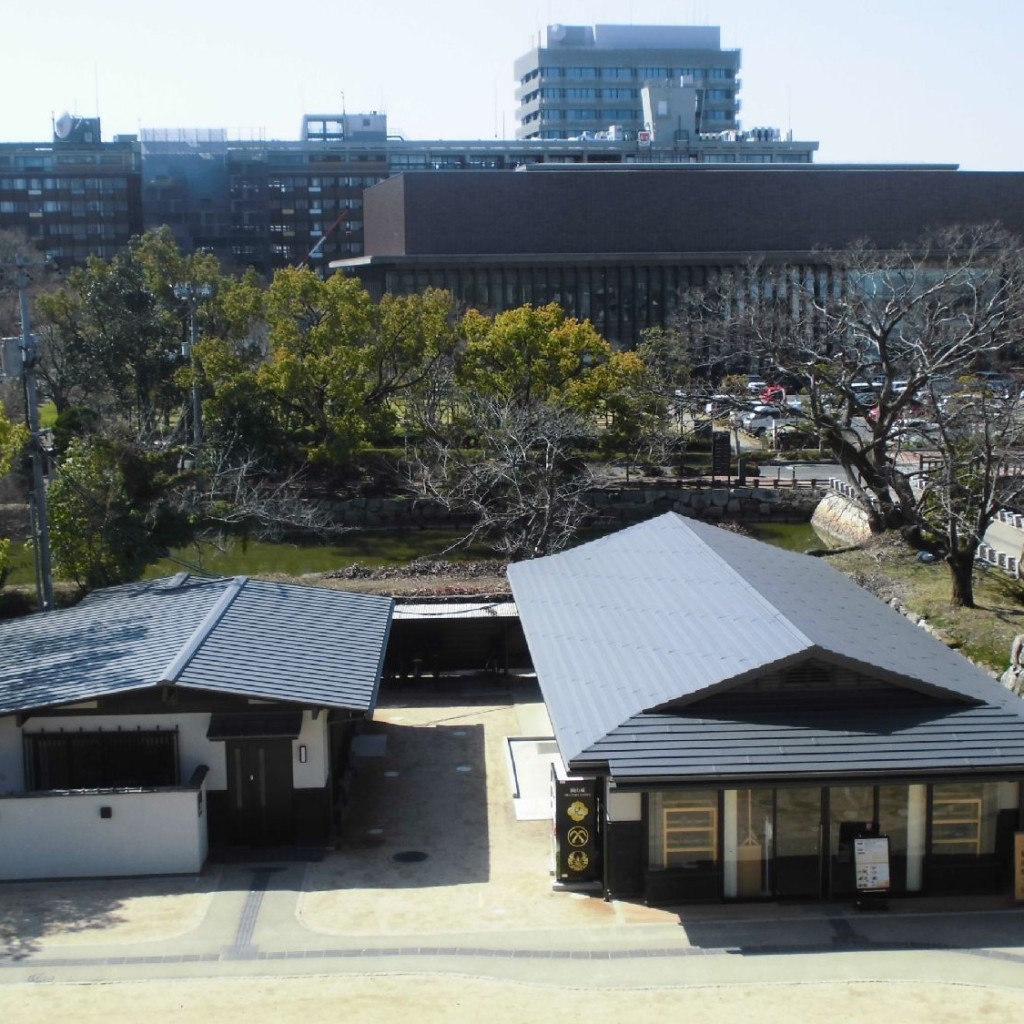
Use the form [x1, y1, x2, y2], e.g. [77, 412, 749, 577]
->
[259, 268, 375, 466]
[34, 228, 221, 433]
[0, 405, 28, 584]
[257, 271, 460, 469]
[48, 436, 192, 590]
[457, 303, 617, 412]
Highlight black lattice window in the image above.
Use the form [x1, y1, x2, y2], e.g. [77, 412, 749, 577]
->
[24, 729, 179, 791]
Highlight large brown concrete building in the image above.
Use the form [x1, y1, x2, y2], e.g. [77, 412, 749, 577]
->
[335, 164, 1024, 346]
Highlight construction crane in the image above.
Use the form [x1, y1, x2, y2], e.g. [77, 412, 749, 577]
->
[295, 205, 353, 270]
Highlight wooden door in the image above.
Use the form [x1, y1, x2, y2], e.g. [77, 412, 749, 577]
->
[226, 740, 295, 846]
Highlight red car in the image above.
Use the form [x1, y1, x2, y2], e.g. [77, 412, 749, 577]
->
[759, 384, 787, 405]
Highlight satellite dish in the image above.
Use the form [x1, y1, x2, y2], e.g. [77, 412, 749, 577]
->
[548, 23, 567, 41]
[54, 112, 73, 139]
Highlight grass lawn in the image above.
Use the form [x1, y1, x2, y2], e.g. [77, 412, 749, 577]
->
[825, 536, 1024, 671]
[141, 528, 496, 579]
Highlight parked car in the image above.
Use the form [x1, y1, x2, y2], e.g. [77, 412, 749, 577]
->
[759, 384, 787, 405]
[705, 394, 732, 416]
[740, 405, 786, 435]
[868, 400, 926, 425]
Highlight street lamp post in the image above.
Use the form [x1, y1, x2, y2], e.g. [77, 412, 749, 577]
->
[173, 283, 212, 449]
[0, 254, 55, 610]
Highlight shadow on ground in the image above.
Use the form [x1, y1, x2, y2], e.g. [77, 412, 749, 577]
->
[0, 873, 220, 961]
[667, 896, 1024, 958]
[314, 707, 492, 891]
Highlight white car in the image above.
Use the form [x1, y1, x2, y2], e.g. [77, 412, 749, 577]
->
[740, 405, 786, 435]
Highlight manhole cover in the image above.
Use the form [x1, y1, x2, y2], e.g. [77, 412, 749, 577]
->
[392, 850, 429, 863]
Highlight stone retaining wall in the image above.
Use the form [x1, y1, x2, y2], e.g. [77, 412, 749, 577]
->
[811, 491, 874, 544]
[324, 485, 823, 530]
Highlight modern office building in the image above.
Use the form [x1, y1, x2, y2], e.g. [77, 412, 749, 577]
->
[0, 115, 143, 268]
[335, 164, 1024, 346]
[1, 106, 814, 275]
[0, 23, 815, 274]
[515, 24, 741, 141]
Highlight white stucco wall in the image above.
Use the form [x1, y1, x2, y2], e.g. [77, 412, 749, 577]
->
[7, 710, 332, 791]
[606, 789, 642, 822]
[10, 712, 226, 790]
[292, 712, 329, 789]
[0, 782, 208, 880]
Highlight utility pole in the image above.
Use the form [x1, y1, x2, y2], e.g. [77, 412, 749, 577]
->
[172, 282, 212, 450]
[2, 254, 55, 610]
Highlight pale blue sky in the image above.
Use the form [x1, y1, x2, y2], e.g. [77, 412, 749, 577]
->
[2, 0, 1021, 169]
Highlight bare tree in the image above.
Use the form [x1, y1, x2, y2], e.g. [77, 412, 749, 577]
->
[913, 380, 1024, 607]
[672, 225, 1024, 533]
[169, 444, 340, 543]
[410, 396, 598, 560]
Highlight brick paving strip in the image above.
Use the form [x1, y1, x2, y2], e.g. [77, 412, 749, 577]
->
[4, 942, 1024, 972]
[221, 869, 274, 960]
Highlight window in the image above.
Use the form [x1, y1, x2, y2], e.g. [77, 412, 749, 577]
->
[929, 781, 1015, 856]
[601, 67, 633, 79]
[649, 790, 719, 869]
[565, 67, 598, 79]
[25, 729, 178, 790]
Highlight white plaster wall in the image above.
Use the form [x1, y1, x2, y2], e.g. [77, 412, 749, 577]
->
[4, 709, 330, 796]
[12, 713, 226, 791]
[606, 789, 642, 822]
[0, 784, 208, 880]
[292, 712, 329, 789]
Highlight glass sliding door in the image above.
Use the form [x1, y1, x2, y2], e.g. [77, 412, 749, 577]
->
[773, 787, 823, 898]
[725, 789, 774, 898]
[828, 785, 875, 897]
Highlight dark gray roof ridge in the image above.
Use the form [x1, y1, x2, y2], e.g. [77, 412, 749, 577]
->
[159, 575, 247, 684]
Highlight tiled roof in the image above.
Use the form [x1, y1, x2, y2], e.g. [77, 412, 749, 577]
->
[508, 513, 1024, 775]
[0, 575, 393, 714]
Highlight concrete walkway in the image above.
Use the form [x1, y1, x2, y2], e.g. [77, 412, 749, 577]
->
[2, 687, 1023, 1021]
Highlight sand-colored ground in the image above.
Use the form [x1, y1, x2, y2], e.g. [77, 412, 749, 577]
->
[2, 689, 1024, 1024]
[298, 696, 639, 937]
[3, 975, 1024, 1024]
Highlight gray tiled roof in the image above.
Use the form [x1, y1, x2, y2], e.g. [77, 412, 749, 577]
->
[508, 513, 1024, 772]
[0, 575, 393, 714]
[582, 703, 1024, 782]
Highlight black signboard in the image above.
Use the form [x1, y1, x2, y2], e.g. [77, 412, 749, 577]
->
[711, 431, 732, 479]
[553, 776, 600, 883]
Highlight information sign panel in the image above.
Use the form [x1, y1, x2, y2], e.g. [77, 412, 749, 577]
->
[853, 835, 891, 892]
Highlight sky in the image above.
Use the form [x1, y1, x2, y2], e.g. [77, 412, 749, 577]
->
[1, 0, 1022, 170]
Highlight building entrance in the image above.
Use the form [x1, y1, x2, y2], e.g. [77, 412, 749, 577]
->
[225, 739, 294, 846]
